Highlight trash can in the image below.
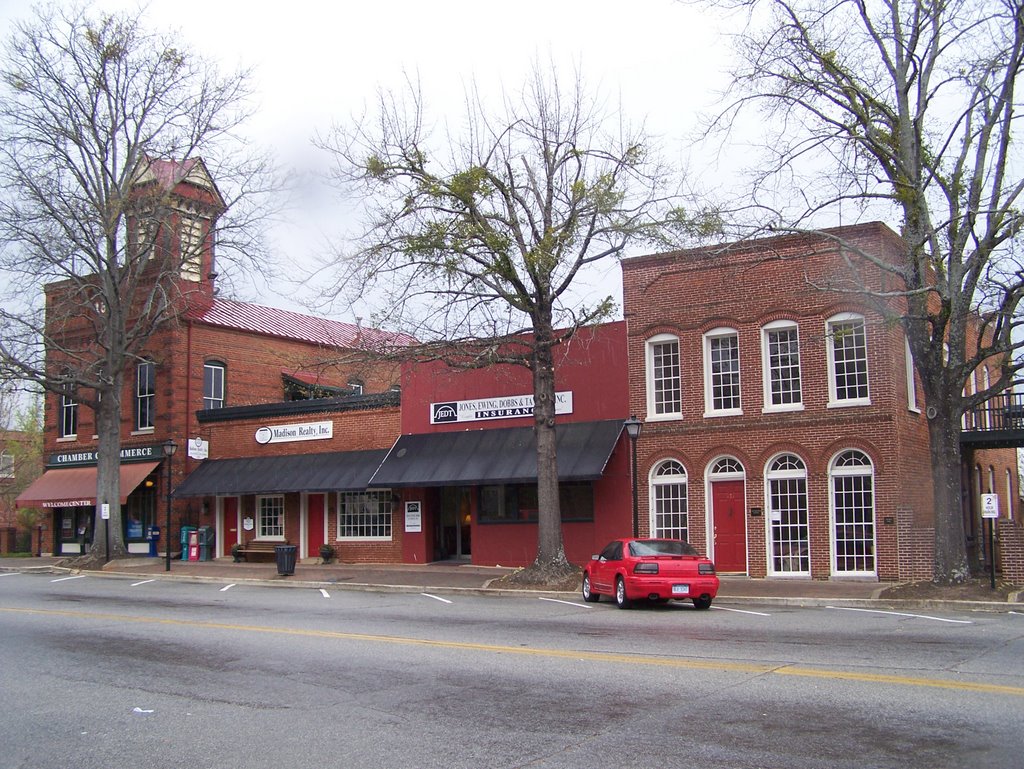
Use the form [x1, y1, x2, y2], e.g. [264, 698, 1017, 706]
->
[275, 543, 297, 576]
[179, 526, 197, 561]
[146, 526, 160, 557]
[197, 526, 214, 561]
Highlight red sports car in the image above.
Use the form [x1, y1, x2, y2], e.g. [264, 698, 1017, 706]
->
[582, 538, 720, 609]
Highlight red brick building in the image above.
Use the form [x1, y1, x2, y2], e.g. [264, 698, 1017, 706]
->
[621, 222, 1020, 581]
[18, 158, 1020, 581]
[17, 159, 410, 557]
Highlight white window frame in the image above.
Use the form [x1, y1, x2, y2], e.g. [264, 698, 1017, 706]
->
[337, 490, 393, 541]
[649, 459, 688, 540]
[256, 495, 286, 541]
[905, 337, 920, 413]
[135, 360, 155, 432]
[59, 391, 78, 439]
[829, 450, 876, 577]
[761, 321, 803, 413]
[1007, 469, 1015, 521]
[765, 453, 810, 576]
[204, 362, 226, 410]
[0, 450, 13, 479]
[826, 313, 870, 407]
[703, 328, 742, 417]
[645, 334, 682, 421]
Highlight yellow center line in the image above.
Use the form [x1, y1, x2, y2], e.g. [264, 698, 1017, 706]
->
[4, 605, 1023, 697]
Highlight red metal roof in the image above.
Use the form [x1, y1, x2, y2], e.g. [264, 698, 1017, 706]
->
[187, 297, 417, 350]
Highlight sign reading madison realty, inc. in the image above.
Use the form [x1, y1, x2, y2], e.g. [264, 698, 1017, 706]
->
[430, 391, 573, 424]
[255, 421, 333, 445]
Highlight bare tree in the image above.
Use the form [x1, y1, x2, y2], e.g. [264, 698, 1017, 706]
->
[701, 0, 1024, 582]
[0, 3, 276, 560]
[317, 67, 697, 579]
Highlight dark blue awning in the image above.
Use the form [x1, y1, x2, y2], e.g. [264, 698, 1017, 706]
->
[173, 449, 388, 497]
[369, 420, 624, 487]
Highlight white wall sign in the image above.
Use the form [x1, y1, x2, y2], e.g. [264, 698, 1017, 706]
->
[405, 501, 422, 533]
[255, 421, 333, 444]
[981, 493, 1000, 519]
[243, 517, 254, 531]
[188, 437, 209, 460]
[430, 391, 573, 424]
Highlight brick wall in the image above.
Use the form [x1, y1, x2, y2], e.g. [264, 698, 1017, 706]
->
[622, 223, 936, 581]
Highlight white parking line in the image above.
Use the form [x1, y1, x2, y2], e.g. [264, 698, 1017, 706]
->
[319, 589, 330, 599]
[50, 575, 86, 583]
[538, 597, 591, 609]
[713, 605, 771, 617]
[130, 579, 155, 587]
[421, 593, 452, 604]
[0, 572, 18, 577]
[219, 584, 235, 592]
[827, 606, 973, 625]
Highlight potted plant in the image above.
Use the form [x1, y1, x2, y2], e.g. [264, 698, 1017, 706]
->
[231, 543, 243, 563]
[319, 543, 336, 564]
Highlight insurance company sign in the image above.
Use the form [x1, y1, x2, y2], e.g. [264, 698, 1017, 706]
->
[254, 420, 333, 445]
[430, 391, 573, 424]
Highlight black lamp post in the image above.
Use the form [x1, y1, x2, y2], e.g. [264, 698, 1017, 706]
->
[163, 439, 177, 572]
[624, 415, 642, 537]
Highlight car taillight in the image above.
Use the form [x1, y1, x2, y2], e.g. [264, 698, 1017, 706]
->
[633, 562, 659, 574]
[699, 562, 716, 575]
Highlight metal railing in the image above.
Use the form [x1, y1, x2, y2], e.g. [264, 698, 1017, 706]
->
[963, 391, 1024, 432]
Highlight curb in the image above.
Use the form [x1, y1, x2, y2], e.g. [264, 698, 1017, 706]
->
[3, 563, 1020, 613]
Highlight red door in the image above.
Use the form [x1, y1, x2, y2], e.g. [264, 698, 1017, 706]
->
[221, 497, 239, 557]
[712, 480, 747, 572]
[307, 493, 326, 558]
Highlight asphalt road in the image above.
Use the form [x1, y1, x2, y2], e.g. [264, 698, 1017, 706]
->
[1, 571, 1022, 769]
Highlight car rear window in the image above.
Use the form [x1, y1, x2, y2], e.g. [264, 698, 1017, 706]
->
[629, 540, 699, 557]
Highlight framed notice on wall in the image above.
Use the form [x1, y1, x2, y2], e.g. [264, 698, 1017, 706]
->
[405, 501, 422, 533]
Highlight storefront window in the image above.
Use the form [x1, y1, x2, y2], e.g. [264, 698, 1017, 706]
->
[338, 490, 393, 540]
[123, 481, 157, 540]
[477, 482, 593, 523]
[257, 495, 285, 539]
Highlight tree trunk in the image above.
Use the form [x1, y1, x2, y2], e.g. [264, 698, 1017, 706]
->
[93, 374, 126, 561]
[531, 316, 571, 575]
[927, 399, 970, 584]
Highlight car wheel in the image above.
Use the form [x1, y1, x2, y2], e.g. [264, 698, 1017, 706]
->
[582, 573, 600, 603]
[615, 577, 632, 609]
[692, 596, 712, 610]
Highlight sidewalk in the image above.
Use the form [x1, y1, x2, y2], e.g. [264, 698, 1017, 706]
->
[1, 555, 1019, 612]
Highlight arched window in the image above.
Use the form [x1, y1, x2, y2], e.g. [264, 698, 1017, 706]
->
[650, 460, 688, 539]
[135, 360, 155, 431]
[59, 388, 78, 439]
[203, 361, 226, 410]
[710, 457, 744, 477]
[766, 454, 809, 574]
[829, 450, 875, 574]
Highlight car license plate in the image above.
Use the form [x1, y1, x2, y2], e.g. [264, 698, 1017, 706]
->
[672, 584, 690, 595]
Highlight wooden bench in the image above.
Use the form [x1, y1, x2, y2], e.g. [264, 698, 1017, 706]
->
[234, 540, 289, 562]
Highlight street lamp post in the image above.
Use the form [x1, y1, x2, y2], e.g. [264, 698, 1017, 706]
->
[624, 415, 642, 538]
[163, 439, 177, 572]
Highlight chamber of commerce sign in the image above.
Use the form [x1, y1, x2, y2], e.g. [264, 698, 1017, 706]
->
[254, 421, 333, 445]
[430, 391, 573, 424]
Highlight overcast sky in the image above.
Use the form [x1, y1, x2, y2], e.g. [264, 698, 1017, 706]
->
[0, 0, 736, 317]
